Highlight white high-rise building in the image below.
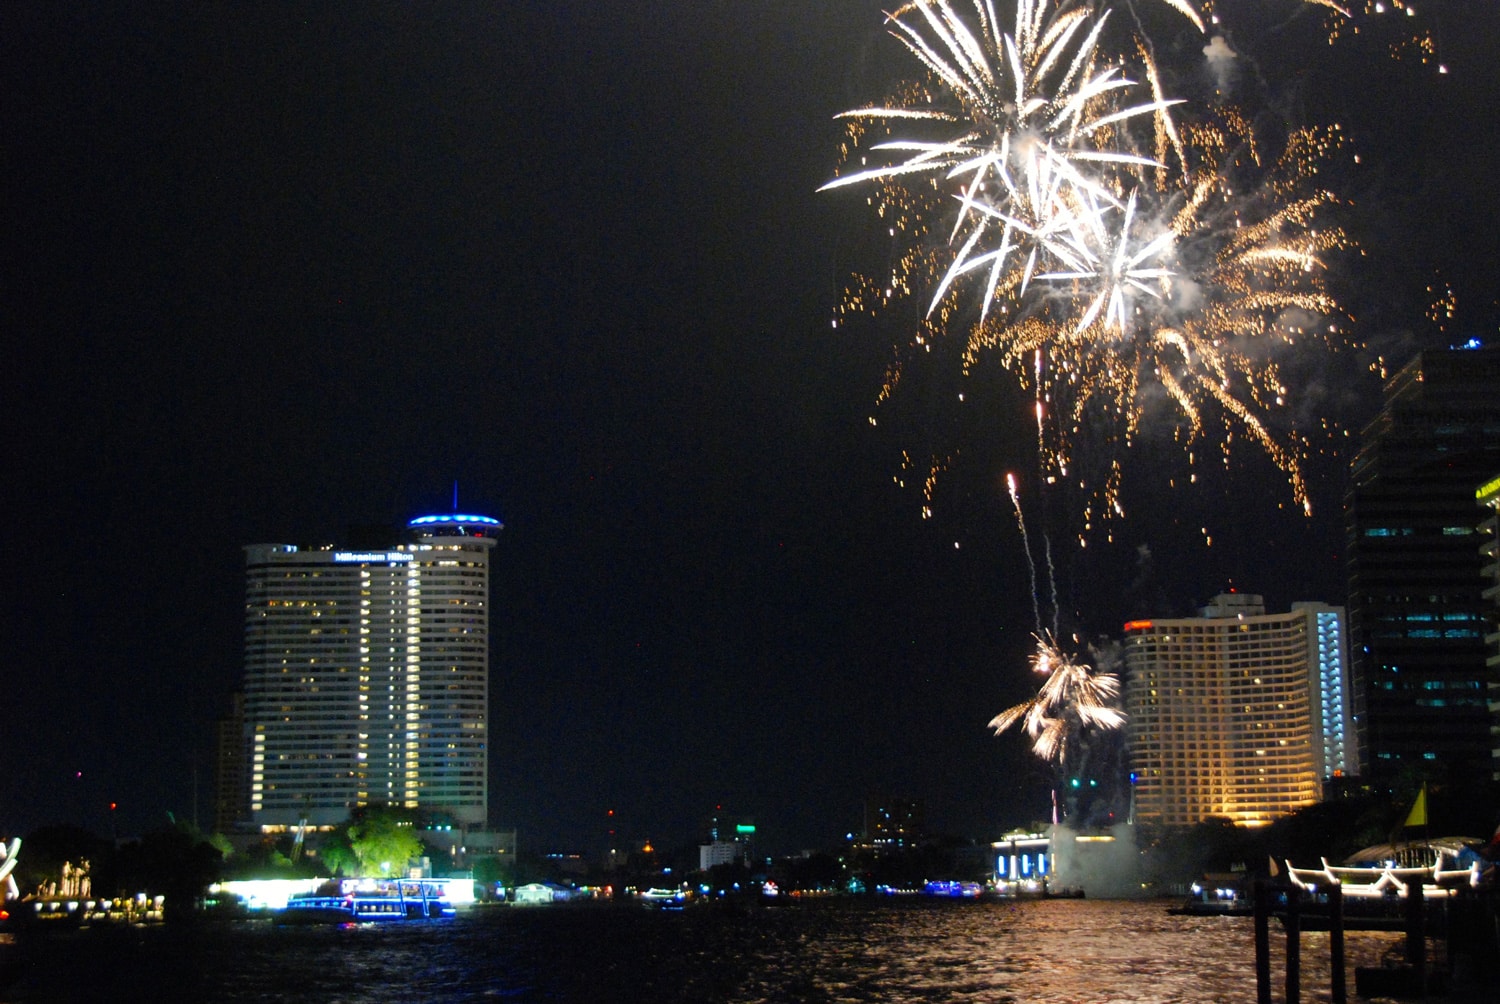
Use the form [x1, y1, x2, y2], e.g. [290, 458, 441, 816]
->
[242, 513, 499, 830]
[1123, 594, 1353, 828]
[1294, 601, 1358, 782]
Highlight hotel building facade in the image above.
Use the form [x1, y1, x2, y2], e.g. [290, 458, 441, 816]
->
[1124, 594, 1353, 828]
[241, 513, 499, 830]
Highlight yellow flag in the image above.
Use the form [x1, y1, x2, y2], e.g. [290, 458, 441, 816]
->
[1403, 785, 1428, 829]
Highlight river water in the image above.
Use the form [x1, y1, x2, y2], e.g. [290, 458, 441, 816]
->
[0, 898, 1431, 1003]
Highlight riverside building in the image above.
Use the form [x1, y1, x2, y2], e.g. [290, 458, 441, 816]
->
[240, 513, 499, 830]
[1477, 473, 1500, 782]
[1345, 346, 1500, 782]
[1124, 595, 1352, 828]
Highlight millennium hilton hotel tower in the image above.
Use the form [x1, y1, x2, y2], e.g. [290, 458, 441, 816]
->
[240, 513, 500, 830]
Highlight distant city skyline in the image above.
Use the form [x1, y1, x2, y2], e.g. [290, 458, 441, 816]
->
[5, 2, 1499, 853]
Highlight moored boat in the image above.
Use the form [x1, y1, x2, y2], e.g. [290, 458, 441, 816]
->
[1168, 873, 1253, 916]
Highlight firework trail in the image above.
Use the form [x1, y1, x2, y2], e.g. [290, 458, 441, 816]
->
[1007, 473, 1044, 632]
[1032, 350, 1045, 449]
[825, 0, 1349, 525]
[1015, 464, 1061, 637]
[1042, 532, 1059, 636]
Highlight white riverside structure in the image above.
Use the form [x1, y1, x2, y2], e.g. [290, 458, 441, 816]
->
[1123, 594, 1354, 828]
[242, 514, 499, 830]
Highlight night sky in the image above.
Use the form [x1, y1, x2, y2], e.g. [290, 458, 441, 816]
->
[5, 1, 1498, 856]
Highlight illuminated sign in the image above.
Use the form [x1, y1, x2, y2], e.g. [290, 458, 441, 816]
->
[735, 824, 756, 835]
[333, 551, 413, 563]
[1123, 620, 1153, 632]
[1476, 475, 1500, 500]
[409, 514, 502, 527]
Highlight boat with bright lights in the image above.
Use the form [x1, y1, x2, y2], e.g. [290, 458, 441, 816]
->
[636, 887, 689, 910]
[921, 880, 984, 899]
[1278, 839, 1490, 931]
[275, 879, 456, 924]
[1167, 872, 1254, 916]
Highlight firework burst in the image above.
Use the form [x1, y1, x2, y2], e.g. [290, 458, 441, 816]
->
[988, 633, 1124, 763]
[821, 0, 1183, 329]
[965, 111, 1350, 523]
[826, 0, 1350, 526]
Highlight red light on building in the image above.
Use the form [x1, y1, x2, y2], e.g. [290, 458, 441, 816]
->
[1123, 620, 1153, 632]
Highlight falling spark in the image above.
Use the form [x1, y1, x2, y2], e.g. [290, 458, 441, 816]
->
[1324, 0, 1440, 69]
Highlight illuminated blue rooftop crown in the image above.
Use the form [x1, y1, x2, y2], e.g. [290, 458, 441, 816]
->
[408, 513, 503, 538]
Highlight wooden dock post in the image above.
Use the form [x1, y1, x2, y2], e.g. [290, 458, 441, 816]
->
[1253, 879, 1272, 1004]
[1284, 887, 1301, 1004]
[1405, 875, 1425, 987]
[1329, 882, 1346, 1004]
[1252, 876, 1349, 1004]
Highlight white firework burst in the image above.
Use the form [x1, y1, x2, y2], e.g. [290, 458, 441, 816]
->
[989, 633, 1124, 763]
[821, 0, 1181, 326]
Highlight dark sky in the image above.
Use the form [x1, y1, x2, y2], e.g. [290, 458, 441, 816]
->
[4, 1, 1498, 856]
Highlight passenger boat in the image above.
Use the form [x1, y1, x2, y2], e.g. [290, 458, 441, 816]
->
[636, 887, 688, 910]
[276, 879, 456, 924]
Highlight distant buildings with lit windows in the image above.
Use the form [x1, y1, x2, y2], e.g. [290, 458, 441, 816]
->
[698, 840, 744, 871]
[856, 796, 925, 853]
[236, 513, 500, 831]
[1345, 346, 1500, 782]
[212, 693, 249, 834]
[1123, 594, 1353, 828]
[698, 808, 756, 870]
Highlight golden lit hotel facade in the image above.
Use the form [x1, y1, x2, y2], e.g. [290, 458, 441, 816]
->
[1124, 594, 1352, 828]
[241, 514, 499, 830]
